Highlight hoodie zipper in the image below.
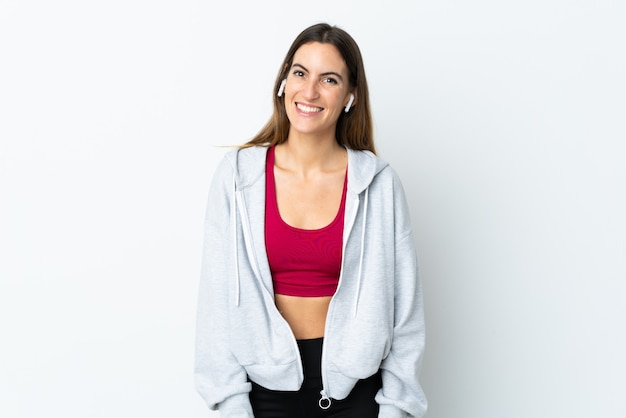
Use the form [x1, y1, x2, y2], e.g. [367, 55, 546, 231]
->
[318, 193, 361, 408]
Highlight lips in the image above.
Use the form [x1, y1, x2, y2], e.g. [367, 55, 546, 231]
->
[296, 102, 323, 113]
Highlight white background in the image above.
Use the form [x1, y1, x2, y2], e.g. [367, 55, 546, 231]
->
[1, 1, 624, 417]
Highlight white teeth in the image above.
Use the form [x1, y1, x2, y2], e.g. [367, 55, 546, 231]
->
[297, 103, 322, 113]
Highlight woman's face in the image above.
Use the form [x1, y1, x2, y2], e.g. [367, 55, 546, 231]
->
[283, 42, 353, 140]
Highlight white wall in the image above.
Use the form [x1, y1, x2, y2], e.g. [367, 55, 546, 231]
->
[1, 1, 624, 417]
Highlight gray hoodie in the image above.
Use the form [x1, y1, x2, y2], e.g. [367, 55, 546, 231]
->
[195, 146, 427, 417]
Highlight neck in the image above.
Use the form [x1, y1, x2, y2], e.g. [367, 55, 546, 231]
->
[276, 132, 346, 175]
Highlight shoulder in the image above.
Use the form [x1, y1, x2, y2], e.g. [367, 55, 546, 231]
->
[216, 145, 267, 167]
[346, 149, 391, 193]
[347, 149, 409, 190]
[212, 145, 268, 189]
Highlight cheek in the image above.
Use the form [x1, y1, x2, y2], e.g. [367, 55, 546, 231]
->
[329, 92, 349, 110]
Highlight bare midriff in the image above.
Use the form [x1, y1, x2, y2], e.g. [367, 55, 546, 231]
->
[275, 294, 332, 340]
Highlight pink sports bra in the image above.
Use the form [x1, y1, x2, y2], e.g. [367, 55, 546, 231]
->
[265, 146, 347, 297]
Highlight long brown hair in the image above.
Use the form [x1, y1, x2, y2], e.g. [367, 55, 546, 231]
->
[243, 23, 376, 154]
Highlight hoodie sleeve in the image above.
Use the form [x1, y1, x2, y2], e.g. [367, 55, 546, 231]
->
[376, 171, 428, 418]
[194, 154, 254, 417]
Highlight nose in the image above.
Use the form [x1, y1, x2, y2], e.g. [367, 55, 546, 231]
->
[302, 78, 320, 100]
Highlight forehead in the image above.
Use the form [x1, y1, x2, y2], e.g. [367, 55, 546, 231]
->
[292, 42, 348, 74]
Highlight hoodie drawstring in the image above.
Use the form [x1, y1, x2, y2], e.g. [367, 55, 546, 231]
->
[232, 175, 241, 307]
[352, 186, 369, 317]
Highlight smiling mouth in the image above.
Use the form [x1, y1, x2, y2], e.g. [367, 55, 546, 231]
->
[296, 103, 324, 113]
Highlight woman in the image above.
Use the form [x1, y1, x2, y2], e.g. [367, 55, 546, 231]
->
[195, 23, 427, 418]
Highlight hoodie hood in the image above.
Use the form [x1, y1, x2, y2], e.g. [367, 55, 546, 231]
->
[225, 145, 388, 196]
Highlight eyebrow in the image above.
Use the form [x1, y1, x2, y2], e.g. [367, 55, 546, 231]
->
[291, 63, 344, 82]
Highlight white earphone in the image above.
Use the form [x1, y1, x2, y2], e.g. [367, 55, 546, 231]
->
[277, 79, 286, 97]
[345, 93, 354, 113]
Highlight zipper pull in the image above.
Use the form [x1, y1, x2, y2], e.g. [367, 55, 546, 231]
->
[318, 391, 332, 410]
